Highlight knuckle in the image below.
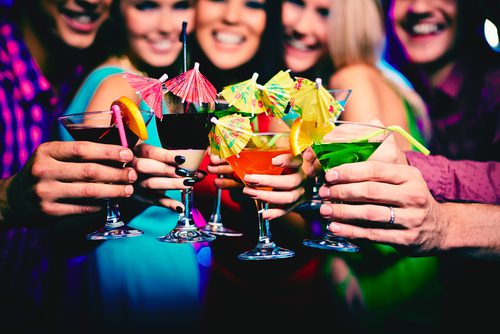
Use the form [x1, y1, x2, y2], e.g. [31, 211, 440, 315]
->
[71, 142, 87, 158]
[81, 164, 98, 180]
[80, 184, 98, 198]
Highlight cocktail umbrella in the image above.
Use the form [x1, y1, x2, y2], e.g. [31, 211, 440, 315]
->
[258, 69, 295, 118]
[220, 72, 267, 116]
[122, 72, 168, 119]
[164, 62, 217, 106]
[290, 77, 345, 143]
[290, 77, 344, 123]
[209, 114, 253, 159]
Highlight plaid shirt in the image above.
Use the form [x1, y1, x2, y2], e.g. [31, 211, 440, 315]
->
[0, 16, 83, 178]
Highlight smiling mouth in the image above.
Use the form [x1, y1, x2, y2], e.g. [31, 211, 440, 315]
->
[405, 22, 447, 36]
[59, 7, 101, 25]
[284, 35, 320, 52]
[213, 31, 244, 45]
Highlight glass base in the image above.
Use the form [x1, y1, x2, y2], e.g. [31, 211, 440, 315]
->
[303, 233, 360, 252]
[157, 226, 216, 243]
[202, 223, 243, 237]
[238, 243, 295, 260]
[87, 225, 143, 241]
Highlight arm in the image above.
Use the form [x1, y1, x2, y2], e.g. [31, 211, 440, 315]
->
[406, 151, 500, 204]
[318, 160, 500, 259]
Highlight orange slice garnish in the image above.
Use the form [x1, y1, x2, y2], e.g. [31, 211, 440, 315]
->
[111, 96, 148, 140]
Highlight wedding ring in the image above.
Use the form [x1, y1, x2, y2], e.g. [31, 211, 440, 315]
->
[388, 206, 396, 225]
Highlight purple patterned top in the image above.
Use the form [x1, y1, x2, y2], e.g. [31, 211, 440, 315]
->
[406, 151, 500, 204]
[0, 16, 83, 178]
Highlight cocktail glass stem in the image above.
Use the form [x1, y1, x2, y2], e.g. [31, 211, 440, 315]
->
[238, 200, 295, 260]
[86, 199, 143, 240]
[203, 175, 243, 237]
[158, 187, 216, 243]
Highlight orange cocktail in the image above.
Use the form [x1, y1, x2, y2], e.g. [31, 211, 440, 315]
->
[227, 149, 290, 190]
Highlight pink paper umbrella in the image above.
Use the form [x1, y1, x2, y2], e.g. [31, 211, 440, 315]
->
[164, 62, 217, 107]
[123, 72, 168, 119]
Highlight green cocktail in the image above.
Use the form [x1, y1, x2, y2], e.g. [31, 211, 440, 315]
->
[303, 121, 393, 252]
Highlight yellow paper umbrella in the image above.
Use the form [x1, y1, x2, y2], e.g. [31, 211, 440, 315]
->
[220, 73, 267, 116]
[290, 77, 344, 123]
[209, 114, 253, 159]
[258, 69, 295, 118]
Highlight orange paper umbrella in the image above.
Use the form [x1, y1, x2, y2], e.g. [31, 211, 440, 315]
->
[164, 62, 217, 106]
[209, 114, 253, 159]
[123, 72, 168, 119]
[290, 77, 344, 123]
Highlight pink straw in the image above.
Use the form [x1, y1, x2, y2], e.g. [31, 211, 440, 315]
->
[112, 105, 128, 148]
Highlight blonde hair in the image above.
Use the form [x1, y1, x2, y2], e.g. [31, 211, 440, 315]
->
[328, 0, 432, 142]
[328, 0, 385, 69]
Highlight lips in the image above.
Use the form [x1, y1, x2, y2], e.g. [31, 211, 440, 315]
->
[284, 34, 321, 52]
[149, 39, 174, 53]
[59, 7, 103, 33]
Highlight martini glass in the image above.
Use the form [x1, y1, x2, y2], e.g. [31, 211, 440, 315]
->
[58, 110, 153, 240]
[203, 99, 243, 237]
[302, 121, 393, 252]
[227, 130, 295, 260]
[296, 89, 352, 212]
[156, 94, 216, 243]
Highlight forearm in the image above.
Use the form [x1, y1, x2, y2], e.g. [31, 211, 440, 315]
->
[440, 203, 500, 259]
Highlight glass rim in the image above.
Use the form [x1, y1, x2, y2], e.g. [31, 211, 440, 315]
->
[58, 109, 153, 120]
[332, 120, 391, 131]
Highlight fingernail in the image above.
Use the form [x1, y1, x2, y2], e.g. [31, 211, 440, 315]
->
[318, 186, 330, 198]
[244, 175, 258, 183]
[175, 206, 183, 213]
[320, 204, 332, 215]
[175, 167, 189, 177]
[329, 222, 341, 233]
[174, 155, 186, 164]
[124, 185, 134, 196]
[325, 170, 339, 182]
[183, 178, 196, 186]
[271, 157, 284, 166]
[128, 170, 137, 182]
[119, 149, 132, 161]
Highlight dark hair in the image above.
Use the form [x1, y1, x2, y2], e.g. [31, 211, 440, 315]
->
[191, 0, 285, 90]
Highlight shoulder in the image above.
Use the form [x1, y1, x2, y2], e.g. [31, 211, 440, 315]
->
[329, 64, 383, 88]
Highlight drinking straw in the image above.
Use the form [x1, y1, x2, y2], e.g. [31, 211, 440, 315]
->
[210, 117, 255, 136]
[112, 105, 128, 148]
[181, 21, 188, 73]
[356, 125, 430, 155]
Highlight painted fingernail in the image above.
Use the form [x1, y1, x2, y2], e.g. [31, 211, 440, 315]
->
[175, 206, 183, 213]
[174, 155, 186, 164]
[183, 178, 196, 186]
[175, 167, 189, 177]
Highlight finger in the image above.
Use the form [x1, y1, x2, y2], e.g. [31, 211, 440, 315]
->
[244, 173, 303, 190]
[206, 164, 233, 175]
[320, 181, 405, 205]
[134, 143, 183, 165]
[243, 187, 304, 205]
[38, 181, 135, 201]
[133, 157, 178, 177]
[261, 208, 287, 220]
[209, 154, 227, 165]
[214, 177, 243, 189]
[319, 203, 400, 225]
[34, 161, 137, 184]
[272, 153, 302, 169]
[325, 161, 411, 185]
[39, 201, 103, 217]
[138, 176, 194, 190]
[41, 141, 133, 163]
[132, 191, 184, 212]
[327, 221, 407, 245]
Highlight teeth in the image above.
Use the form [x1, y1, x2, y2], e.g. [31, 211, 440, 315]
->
[215, 32, 243, 45]
[288, 38, 310, 51]
[412, 23, 438, 35]
[152, 40, 172, 50]
[71, 14, 93, 24]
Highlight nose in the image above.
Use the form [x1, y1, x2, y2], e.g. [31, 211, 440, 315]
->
[292, 8, 315, 36]
[157, 8, 175, 35]
[222, 1, 242, 25]
[407, 0, 434, 14]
